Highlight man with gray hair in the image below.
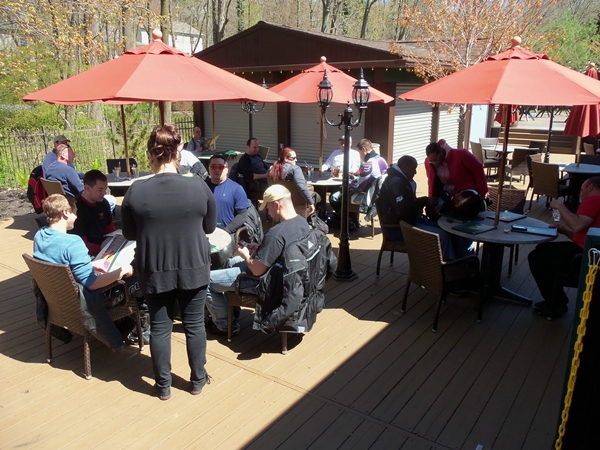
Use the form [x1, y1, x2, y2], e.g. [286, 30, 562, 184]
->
[378, 155, 468, 261]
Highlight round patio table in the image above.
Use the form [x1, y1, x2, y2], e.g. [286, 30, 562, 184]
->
[308, 173, 342, 219]
[438, 212, 557, 305]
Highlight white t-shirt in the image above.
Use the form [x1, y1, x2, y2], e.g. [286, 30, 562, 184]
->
[322, 148, 361, 173]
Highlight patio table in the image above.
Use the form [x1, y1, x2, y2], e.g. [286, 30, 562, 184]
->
[307, 173, 342, 219]
[563, 163, 600, 209]
[107, 172, 153, 196]
[438, 212, 557, 305]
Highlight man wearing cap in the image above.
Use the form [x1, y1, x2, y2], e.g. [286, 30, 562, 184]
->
[42, 135, 82, 177]
[205, 185, 310, 335]
[321, 136, 361, 174]
[45, 144, 85, 200]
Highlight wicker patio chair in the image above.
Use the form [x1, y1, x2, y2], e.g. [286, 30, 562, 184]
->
[22, 254, 144, 380]
[479, 137, 500, 160]
[485, 186, 527, 277]
[529, 161, 572, 210]
[374, 199, 406, 277]
[40, 178, 76, 210]
[583, 142, 596, 156]
[578, 154, 600, 166]
[506, 148, 539, 186]
[471, 141, 500, 176]
[400, 222, 483, 332]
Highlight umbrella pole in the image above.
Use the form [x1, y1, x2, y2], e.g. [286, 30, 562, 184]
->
[319, 111, 324, 177]
[120, 105, 131, 176]
[545, 109, 555, 163]
[159, 101, 165, 126]
[212, 102, 216, 150]
[494, 105, 511, 226]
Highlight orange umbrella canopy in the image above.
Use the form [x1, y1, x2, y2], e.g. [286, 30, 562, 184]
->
[564, 66, 600, 137]
[270, 56, 394, 104]
[400, 46, 600, 107]
[23, 32, 286, 105]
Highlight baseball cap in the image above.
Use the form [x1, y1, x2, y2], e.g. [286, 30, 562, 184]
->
[53, 134, 70, 143]
[259, 185, 291, 210]
[339, 135, 352, 143]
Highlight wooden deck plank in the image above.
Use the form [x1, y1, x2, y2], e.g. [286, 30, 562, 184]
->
[0, 184, 579, 449]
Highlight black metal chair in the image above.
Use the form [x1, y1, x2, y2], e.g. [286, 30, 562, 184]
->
[106, 158, 138, 175]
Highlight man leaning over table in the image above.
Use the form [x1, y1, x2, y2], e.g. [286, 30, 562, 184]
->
[205, 185, 310, 336]
[528, 176, 600, 318]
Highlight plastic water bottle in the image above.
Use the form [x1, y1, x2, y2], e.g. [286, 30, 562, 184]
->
[552, 208, 561, 222]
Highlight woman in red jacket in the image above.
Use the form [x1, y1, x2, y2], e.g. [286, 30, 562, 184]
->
[425, 139, 489, 207]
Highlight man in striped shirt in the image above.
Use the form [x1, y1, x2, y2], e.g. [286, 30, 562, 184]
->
[33, 194, 132, 290]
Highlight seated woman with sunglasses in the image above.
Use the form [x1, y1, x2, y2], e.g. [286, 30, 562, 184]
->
[268, 147, 319, 215]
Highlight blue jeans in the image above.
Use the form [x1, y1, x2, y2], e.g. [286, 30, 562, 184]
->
[146, 287, 208, 390]
[206, 262, 259, 331]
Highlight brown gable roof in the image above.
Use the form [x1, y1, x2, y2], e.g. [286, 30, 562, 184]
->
[196, 21, 418, 72]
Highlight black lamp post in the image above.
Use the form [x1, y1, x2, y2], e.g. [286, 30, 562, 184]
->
[241, 78, 269, 139]
[317, 68, 370, 281]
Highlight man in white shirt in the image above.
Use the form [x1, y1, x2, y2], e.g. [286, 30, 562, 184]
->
[321, 136, 361, 174]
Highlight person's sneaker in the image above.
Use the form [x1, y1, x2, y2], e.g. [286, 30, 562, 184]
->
[533, 303, 568, 320]
[207, 319, 240, 336]
[534, 300, 547, 309]
[155, 385, 171, 401]
[191, 373, 212, 396]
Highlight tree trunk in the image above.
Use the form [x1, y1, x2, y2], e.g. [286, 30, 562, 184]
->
[360, 0, 377, 38]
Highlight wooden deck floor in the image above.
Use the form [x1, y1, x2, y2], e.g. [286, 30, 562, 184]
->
[0, 193, 575, 450]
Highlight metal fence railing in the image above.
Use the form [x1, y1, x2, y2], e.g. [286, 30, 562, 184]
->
[0, 117, 194, 189]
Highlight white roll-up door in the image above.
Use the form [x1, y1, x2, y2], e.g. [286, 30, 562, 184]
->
[203, 102, 278, 153]
[438, 104, 461, 148]
[394, 84, 433, 164]
[290, 103, 365, 168]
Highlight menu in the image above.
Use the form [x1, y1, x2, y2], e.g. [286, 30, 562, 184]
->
[95, 231, 136, 273]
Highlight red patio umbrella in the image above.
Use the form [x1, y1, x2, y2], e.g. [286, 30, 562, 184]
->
[23, 30, 286, 174]
[564, 65, 600, 138]
[399, 43, 600, 224]
[270, 56, 394, 172]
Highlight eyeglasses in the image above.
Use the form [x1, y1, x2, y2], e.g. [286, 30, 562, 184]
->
[209, 164, 226, 170]
[288, 156, 297, 160]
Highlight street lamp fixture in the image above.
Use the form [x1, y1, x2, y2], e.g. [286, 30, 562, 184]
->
[241, 78, 269, 139]
[317, 68, 370, 281]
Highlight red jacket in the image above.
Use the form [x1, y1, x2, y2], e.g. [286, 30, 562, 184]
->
[425, 148, 488, 197]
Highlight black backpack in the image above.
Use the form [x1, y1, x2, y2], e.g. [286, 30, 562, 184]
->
[27, 165, 46, 214]
[253, 229, 337, 333]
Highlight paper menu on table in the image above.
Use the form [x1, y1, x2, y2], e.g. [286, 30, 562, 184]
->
[95, 232, 136, 272]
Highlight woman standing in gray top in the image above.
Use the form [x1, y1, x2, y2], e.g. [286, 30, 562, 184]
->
[121, 124, 217, 401]
[268, 147, 318, 215]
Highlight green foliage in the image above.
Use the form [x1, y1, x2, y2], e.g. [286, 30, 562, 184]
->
[14, 168, 30, 189]
[530, 11, 600, 70]
[89, 158, 104, 171]
[104, 103, 154, 169]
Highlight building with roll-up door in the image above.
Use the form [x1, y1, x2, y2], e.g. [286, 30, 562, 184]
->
[194, 21, 488, 166]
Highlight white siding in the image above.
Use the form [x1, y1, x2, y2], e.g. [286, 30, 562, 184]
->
[290, 103, 365, 167]
[202, 102, 278, 153]
[438, 104, 461, 148]
[394, 84, 433, 164]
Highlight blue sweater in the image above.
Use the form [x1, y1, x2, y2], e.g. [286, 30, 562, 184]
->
[45, 161, 84, 198]
[33, 228, 98, 288]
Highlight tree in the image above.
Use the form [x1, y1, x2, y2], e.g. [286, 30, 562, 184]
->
[391, 0, 561, 145]
[360, 0, 378, 38]
[212, 0, 234, 43]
